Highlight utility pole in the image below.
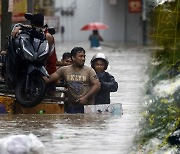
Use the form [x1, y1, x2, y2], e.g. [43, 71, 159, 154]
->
[1, 0, 12, 50]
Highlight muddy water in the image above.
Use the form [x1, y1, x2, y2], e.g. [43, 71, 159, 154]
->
[0, 42, 150, 154]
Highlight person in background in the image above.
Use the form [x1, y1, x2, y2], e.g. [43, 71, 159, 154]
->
[56, 52, 72, 88]
[56, 52, 72, 67]
[91, 53, 118, 104]
[45, 34, 58, 96]
[89, 30, 103, 49]
[45, 47, 101, 114]
[60, 25, 65, 43]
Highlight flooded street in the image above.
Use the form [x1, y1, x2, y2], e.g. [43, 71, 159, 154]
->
[0, 42, 150, 154]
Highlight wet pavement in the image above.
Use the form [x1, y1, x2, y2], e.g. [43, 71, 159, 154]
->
[0, 42, 150, 154]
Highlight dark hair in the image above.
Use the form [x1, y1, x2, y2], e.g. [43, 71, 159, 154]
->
[62, 52, 71, 60]
[93, 30, 98, 35]
[31, 13, 44, 27]
[71, 47, 85, 57]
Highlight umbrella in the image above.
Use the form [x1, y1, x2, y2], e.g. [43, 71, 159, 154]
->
[81, 22, 108, 30]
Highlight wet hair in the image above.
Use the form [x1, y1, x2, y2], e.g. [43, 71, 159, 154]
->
[62, 52, 71, 60]
[31, 13, 44, 27]
[71, 47, 85, 57]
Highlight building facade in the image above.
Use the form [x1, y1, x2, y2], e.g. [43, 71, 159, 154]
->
[54, 0, 144, 44]
[0, 0, 145, 49]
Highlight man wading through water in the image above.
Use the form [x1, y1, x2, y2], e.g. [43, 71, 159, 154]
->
[45, 47, 101, 114]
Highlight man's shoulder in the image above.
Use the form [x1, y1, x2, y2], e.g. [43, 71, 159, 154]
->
[60, 65, 71, 70]
[45, 32, 54, 43]
[57, 65, 71, 71]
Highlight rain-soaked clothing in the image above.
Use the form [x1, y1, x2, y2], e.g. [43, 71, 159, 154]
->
[89, 35, 103, 47]
[46, 50, 57, 75]
[45, 34, 57, 75]
[45, 35, 57, 95]
[95, 72, 118, 104]
[56, 65, 98, 113]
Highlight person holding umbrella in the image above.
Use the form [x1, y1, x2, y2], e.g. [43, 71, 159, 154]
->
[89, 30, 103, 49]
[80, 22, 108, 49]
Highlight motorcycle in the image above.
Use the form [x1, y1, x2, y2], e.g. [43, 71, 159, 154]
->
[3, 13, 55, 108]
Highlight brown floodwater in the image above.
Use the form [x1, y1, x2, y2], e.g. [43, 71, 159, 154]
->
[0, 42, 150, 154]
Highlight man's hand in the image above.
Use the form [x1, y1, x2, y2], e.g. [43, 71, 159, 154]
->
[76, 95, 88, 105]
[43, 76, 49, 83]
[11, 27, 20, 38]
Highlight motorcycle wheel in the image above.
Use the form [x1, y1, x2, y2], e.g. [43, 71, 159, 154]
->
[15, 75, 46, 108]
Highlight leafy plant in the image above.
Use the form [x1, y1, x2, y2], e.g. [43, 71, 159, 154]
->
[134, 0, 180, 153]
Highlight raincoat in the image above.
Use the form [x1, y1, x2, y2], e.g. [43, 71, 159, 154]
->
[95, 71, 118, 104]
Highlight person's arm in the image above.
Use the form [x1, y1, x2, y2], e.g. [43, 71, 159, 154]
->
[98, 35, 103, 41]
[11, 27, 21, 37]
[48, 72, 60, 83]
[56, 60, 64, 66]
[45, 32, 55, 54]
[11, 23, 23, 37]
[46, 32, 54, 45]
[11, 23, 31, 37]
[77, 79, 100, 104]
[45, 68, 63, 84]
[99, 73, 118, 92]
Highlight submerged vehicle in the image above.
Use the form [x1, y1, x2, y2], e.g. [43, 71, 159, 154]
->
[2, 13, 55, 108]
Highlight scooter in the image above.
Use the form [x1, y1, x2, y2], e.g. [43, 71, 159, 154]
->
[3, 13, 55, 108]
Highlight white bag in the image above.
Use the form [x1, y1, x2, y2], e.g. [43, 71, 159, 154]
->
[0, 134, 44, 154]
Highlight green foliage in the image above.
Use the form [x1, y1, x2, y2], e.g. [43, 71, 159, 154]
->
[149, 1, 180, 71]
[136, 97, 180, 146]
[133, 1, 180, 152]
[149, 1, 180, 49]
[149, 48, 180, 82]
[148, 0, 180, 82]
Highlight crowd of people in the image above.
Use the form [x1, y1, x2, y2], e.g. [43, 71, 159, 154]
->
[8, 13, 118, 114]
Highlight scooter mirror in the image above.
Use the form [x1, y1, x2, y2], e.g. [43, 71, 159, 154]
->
[24, 13, 33, 20]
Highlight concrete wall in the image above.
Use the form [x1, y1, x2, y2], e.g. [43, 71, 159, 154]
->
[102, 0, 125, 42]
[126, 1, 143, 44]
[54, 0, 143, 44]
